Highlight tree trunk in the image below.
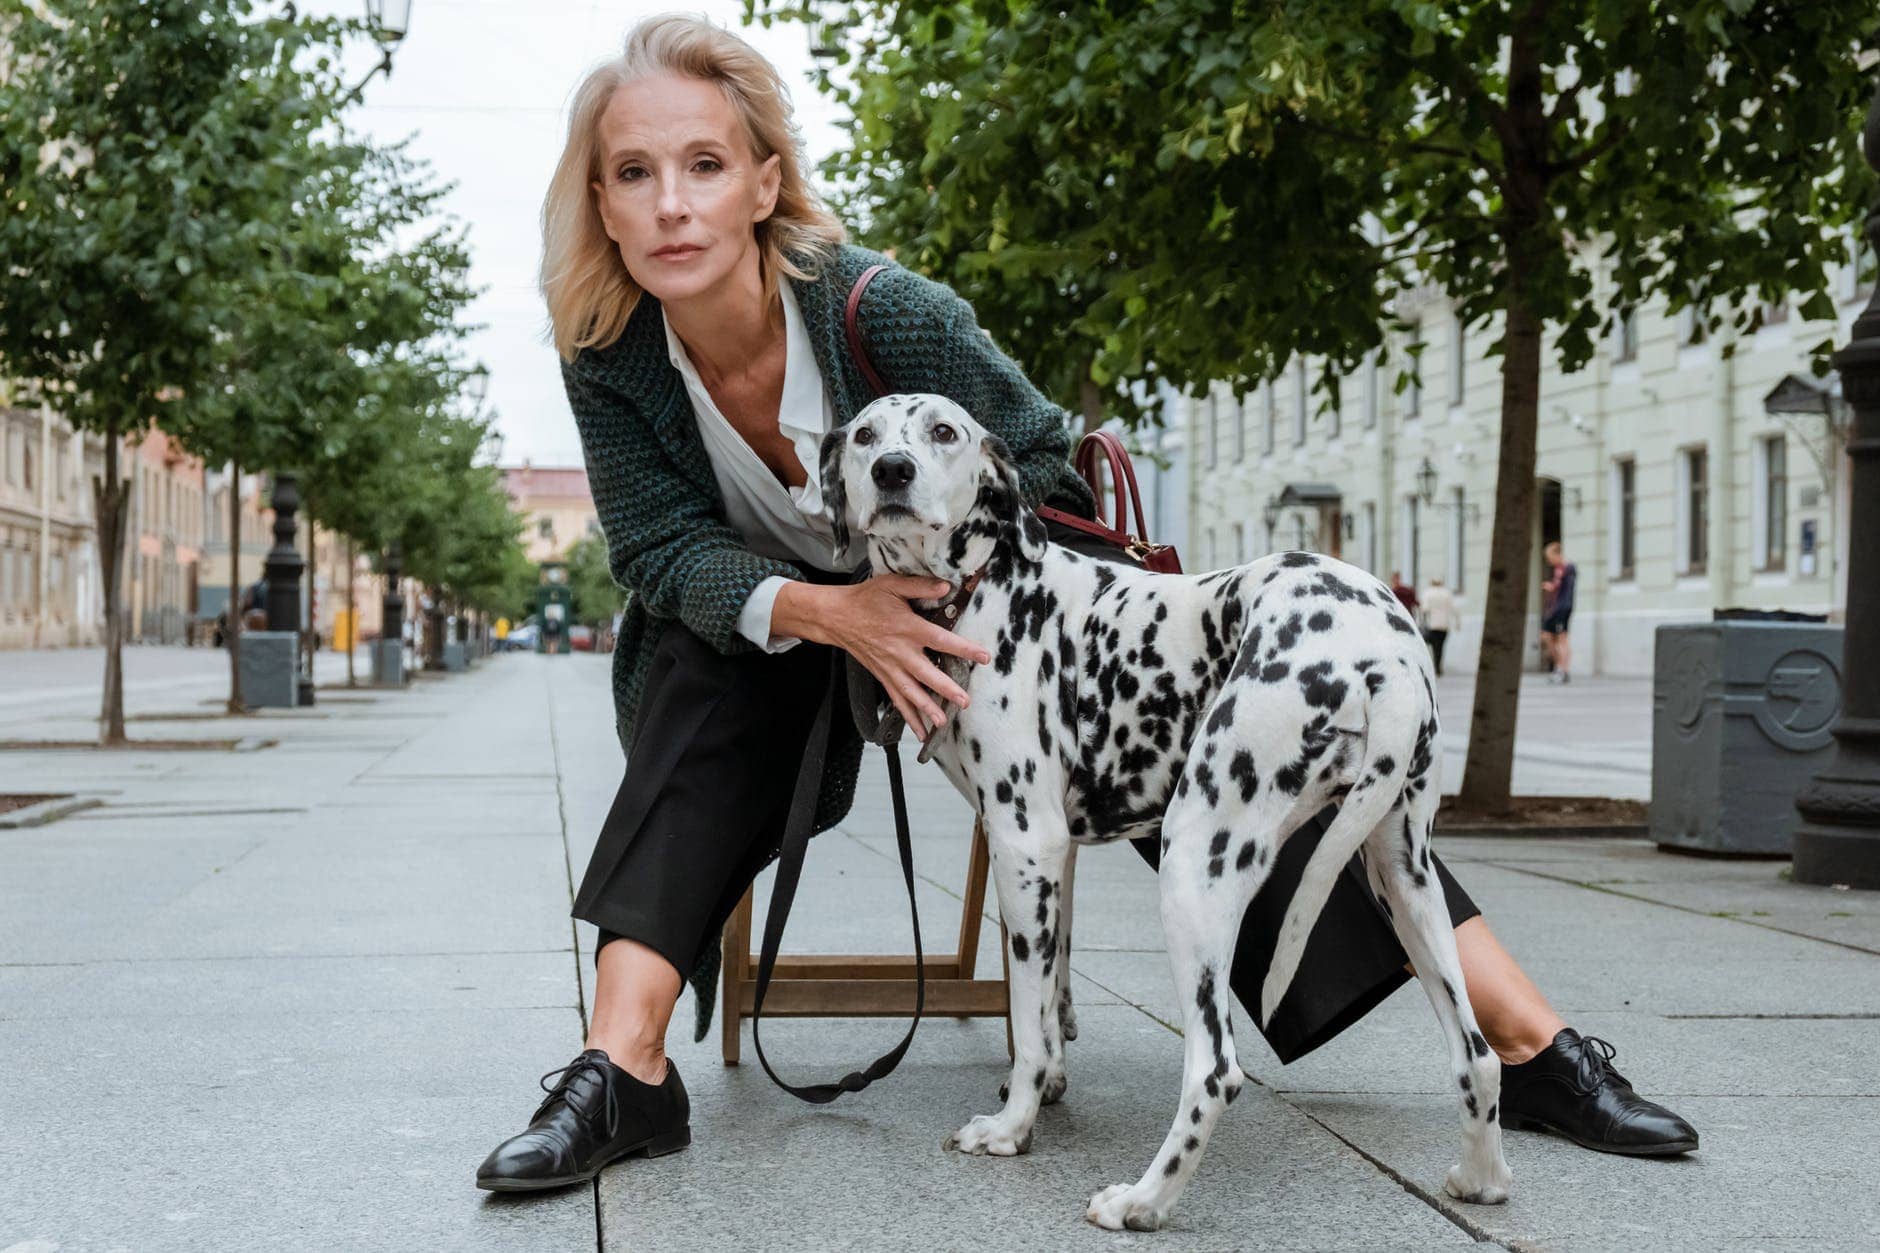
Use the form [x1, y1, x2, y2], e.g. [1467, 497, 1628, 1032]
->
[345, 536, 357, 688]
[1456, 293, 1543, 809]
[227, 458, 245, 714]
[92, 428, 131, 745]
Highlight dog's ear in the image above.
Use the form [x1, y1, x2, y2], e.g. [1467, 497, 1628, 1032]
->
[819, 425, 852, 560]
[977, 433, 1048, 563]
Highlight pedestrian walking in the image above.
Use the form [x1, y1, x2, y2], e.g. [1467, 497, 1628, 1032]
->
[1389, 569, 1419, 617]
[1541, 540, 1576, 684]
[475, 13, 1696, 1196]
[1422, 576, 1458, 677]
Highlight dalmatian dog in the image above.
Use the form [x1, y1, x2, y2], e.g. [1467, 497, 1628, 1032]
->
[817, 393, 1513, 1232]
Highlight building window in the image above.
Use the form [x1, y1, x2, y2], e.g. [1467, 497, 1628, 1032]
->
[1405, 328, 1423, 418]
[1448, 487, 1466, 593]
[1292, 358, 1308, 445]
[1613, 457, 1637, 581]
[1205, 391, 1218, 469]
[1327, 372, 1341, 440]
[1233, 390, 1246, 463]
[1616, 307, 1638, 363]
[1756, 435, 1787, 571]
[1262, 381, 1276, 454]
[1677, 303, 1707, 347]
[537, 517, 554, 540]
[1232, 521, 1245, 565]
[1363, 501, 1377, 571]
[1449, 311, 1466, 406]
[1402, 495, 1421, 585]
[1205, 527, 1218, 571]
[1364, 352, 1379, 429]
[1293, 513, 1309, 552]
[1677, 446, 1708, 575]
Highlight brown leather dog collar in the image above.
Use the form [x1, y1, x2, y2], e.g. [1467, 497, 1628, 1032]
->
[915, 567, 986, 629]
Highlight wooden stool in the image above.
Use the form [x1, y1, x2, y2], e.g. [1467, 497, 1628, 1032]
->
[719, 817, 1013, 1063]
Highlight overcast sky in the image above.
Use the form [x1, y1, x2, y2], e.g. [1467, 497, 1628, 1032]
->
[303, 1, 854, 469]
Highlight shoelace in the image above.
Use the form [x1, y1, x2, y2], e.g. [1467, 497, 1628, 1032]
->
[533, 1055, 619, 1138]
[1575, 1035, 1631, 1092]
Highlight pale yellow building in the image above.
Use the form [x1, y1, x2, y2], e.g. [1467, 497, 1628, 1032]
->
[501, 463, 599, 563]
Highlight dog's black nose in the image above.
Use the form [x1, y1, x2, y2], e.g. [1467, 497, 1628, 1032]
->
[871, 452, 917, 490]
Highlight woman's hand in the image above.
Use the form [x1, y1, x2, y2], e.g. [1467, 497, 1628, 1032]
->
[828, 575, 993, 741]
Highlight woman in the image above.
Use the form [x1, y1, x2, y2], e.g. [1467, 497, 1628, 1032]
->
[476, 15, 1695, 1193]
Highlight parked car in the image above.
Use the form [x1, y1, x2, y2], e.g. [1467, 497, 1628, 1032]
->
[569, 624, 595, 652]
[504, 622, 540, 651]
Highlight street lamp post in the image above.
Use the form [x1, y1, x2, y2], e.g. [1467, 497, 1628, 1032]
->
[1793, 81, 1880, 889]
[338, 0, 412, 107]
[263, 472, 304, 634]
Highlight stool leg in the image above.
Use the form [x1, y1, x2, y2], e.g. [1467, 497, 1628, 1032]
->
[721, 886, 753, 1066]
[1000, 919, 1014, 1061]
[956, 819, 992, 1008]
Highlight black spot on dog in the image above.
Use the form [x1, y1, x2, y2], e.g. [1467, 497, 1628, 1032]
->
[1011, 933, 1030, 962]
[1228, 749, 1257, 802]
[1307, 610, 1333, 632]
[1297, 660, 1348, 709]
[1470, 1030, 1490, 1058]
[1281, 551, 1316, 567]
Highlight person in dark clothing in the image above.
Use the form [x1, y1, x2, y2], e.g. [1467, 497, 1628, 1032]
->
[1389, 569, 1420, 616]
[1541, 541, 1577, 683]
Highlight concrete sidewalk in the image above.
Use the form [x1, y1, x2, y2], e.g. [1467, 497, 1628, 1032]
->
[2, 650, 1874, 1251]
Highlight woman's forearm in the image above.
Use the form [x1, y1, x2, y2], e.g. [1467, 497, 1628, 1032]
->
[771, 579, 845, 648]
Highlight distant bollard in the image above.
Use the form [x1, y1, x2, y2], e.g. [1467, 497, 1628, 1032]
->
[1651, 618, 1844, 855]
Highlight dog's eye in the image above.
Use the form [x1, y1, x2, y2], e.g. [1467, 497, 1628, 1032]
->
[854, 427, 874, 445]
[933, 423, 956, 443]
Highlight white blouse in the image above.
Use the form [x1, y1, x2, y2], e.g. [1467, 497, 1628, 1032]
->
[663, 277, 861, 653]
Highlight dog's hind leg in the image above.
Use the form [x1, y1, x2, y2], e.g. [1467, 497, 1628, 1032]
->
[1363, 792, 1513, 1205]
[1086, 786, 1287, 1232]
[1054, 842, 1079, 1045]
[945, 816, 1069, 1156]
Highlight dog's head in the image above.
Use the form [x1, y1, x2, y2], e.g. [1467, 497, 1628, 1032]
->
[818, 393, 1048, 578]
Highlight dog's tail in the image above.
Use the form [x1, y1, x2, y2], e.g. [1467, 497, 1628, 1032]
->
[1257, 676, 1418, 1027]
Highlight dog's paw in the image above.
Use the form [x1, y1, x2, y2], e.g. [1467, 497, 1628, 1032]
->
[942, 1114, 1033, 1157]
[1086, 1182, 1169, 1232]
[1443, 1162, 1513, 1205]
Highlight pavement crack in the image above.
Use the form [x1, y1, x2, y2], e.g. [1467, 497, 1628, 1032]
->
[1285, 1104, 1526, 1249]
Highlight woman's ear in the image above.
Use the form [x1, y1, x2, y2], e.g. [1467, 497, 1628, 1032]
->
[819, 425, 851, 560]
[977, 433, 1048, 563]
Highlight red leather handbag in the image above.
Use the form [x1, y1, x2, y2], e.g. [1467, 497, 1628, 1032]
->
[1037, 429, 1183, 574]
[846, 265, 1183, 575]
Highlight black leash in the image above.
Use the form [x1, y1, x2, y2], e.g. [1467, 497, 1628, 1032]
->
[750, 647, 925, 1102]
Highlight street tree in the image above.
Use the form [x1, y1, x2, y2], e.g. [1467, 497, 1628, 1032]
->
[0, 0, 355, 741]
[758, 0, 1878, 808]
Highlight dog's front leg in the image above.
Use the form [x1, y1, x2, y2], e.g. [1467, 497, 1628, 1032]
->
[944, 816, 1069, 1157]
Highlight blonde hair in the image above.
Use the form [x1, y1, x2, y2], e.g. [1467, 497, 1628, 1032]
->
[541, 12, 847, 360]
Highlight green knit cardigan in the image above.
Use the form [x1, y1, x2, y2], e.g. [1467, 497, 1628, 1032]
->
[562, 242, 1098, 1036]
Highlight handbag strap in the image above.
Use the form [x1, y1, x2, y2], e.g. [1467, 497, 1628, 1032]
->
[752, 649, 925, 1102]
[844, 264, 890, 397]
[747, 264, 926, 1104]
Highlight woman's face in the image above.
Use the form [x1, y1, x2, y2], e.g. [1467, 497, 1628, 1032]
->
[590, 72, 782, 304]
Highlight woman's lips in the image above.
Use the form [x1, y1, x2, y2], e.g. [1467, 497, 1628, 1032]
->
[653, 245, 704, 261]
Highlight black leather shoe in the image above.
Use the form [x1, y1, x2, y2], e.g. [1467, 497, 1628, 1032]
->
[1500, 1028, 1698, 1156]
[476, 1049, 691, 1191]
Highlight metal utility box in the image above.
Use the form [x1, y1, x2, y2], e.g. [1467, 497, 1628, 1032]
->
[1651, 620, 1844, 855]
[239, 631, 299, 709]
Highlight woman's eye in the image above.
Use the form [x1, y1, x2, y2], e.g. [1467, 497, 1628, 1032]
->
[695, 158, 722, 173]
[618, 166, 644, 182]
[933, 423, 955, 442]
[854, 427, 874, 445]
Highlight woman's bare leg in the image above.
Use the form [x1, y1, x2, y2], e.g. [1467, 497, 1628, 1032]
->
[1412, 916, 1566, 1064]
[586, 936, 683, 1085]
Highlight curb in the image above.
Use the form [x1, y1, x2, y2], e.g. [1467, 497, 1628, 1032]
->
[1438, 824, 1650, 839]
[0, 795, 105, 829]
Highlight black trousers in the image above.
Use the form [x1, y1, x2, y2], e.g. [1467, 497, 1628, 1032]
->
[573, 526, 1478, 1065]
